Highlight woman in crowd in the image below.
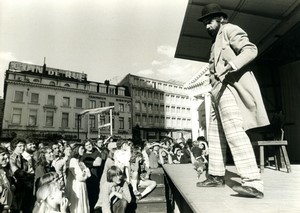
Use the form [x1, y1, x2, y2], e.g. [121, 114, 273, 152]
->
[33, 181, 69, 213]
[130, 149, 156, 200]
[65, 143, 91, 213]
[82, 139, 102, 213]
[95, 143, 117, 211]
[34, 146, 56, 194]
[54, 145, 72, 188]
[95, 165, 131, 213]
[158, 147, 173, 165]
[0, 146, 13, 212]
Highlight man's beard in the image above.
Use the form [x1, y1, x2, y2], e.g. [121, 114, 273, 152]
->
[207, 24, 220, 39]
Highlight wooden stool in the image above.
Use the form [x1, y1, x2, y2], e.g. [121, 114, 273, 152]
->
[252, 140, 292, 173]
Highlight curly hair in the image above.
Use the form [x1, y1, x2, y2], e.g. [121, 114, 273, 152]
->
[10, 138, 26, 151]
[36, 146, 53, 167]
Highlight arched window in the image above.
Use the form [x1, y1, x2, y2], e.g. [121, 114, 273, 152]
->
[49, 81, 56, 86]
[64, 83, 70, 87]
[33, 79, 40, 83]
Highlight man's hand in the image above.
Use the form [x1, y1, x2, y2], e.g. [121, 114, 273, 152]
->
[216, 63, 233, 79]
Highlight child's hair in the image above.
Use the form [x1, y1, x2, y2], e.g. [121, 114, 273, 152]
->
[107, 165, 122, 182]
[33, 182, 59, 213]
[37, 172, 59, 188]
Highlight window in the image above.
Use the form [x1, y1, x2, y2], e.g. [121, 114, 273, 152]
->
[62, 97, 70, 107]
[31, 93, 39, 104]
[155, 116, 159, 124]
[142, 115, 147, 123]
[148, 104, 153, 112]
[100, 101, 106, 107]
[136, 114, 140, 123]
[45, 111, 54, 127]
[99, 85, 106, 93]
[14, 91, 24, 102]
[28, 109, 37, 126]
[171, 106, 175, 113]
[148, 91, 152, 98]
[89, 115, 96, 129]
[61, 113, 69, 128]
[166, 106, 170, 112]
[119, 103, 124, 112]
[177, 107, 181, 113]
[109, 88, 115, 95]
[76, 98, 83, 108]
[118, 88, 125, 96]
[128, 118, 131, 129]
[135, 102, 140, 111]
[135, 89, 139, 96]
[100, 115, 105, 126]
[149, 115, 153, 123]
[12, 108, 22, 124]
[64, 83, 70, 87]
[109, 102, 114, 107]
[119, 117, 124, 129]
[154, 104, 158, 111]
[47, 95, 55, 105]
[90, 100, 96, 108]
[75, 114, 82, 128]
[142, 103, 147, 111]
[160, 93, 164, 100]
[49, 81, 56, 86]
[160, 105, 164, 112]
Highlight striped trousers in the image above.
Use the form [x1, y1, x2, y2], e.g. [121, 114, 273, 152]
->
[208, 83, 263, 192]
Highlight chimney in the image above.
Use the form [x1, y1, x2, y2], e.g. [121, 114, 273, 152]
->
[104, 80, 110, 85]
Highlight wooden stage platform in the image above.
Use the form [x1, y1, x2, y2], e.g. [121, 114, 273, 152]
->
[163, 164, 300, 213]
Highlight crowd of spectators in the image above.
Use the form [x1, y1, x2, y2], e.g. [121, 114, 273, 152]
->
[0, 135, 208, 213]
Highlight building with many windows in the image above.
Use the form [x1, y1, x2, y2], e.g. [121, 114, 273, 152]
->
[118, 74, 193, 141]
[1, 61, 132, 141]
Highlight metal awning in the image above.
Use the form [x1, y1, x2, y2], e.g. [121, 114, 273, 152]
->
[79, 106, 114, 115]
[175, 0, 300, 62]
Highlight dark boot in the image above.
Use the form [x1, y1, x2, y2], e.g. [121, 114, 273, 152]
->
[196, 175, 225, 187]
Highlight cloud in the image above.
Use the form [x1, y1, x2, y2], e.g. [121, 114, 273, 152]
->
[157, 45, 175, 58]
[151, 60, 165, 66]
[137, 69, 154, 76]
[0, 51, 16, 61]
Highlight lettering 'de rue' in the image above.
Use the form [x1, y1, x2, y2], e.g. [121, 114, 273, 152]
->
[9, 61, 87, 81]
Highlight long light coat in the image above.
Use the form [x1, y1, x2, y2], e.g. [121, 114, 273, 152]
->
[212, 23, 269, 130]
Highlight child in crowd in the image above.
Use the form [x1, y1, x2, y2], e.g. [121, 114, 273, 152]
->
[33, 182, 69, 213]
[95, 166, 131, 213]
[114, 140, 131, 182]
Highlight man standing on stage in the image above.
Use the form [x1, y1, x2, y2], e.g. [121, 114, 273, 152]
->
[196, 3, 269, 198]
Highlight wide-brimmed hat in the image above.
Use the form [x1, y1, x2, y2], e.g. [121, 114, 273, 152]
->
[198, 3, 228, 22]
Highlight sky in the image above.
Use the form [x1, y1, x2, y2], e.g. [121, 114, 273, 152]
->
[0, 0, 207, 97]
